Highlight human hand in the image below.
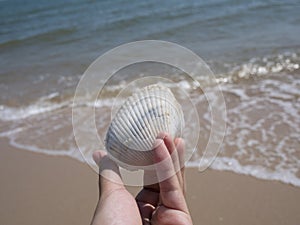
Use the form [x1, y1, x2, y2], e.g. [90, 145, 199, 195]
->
[91, 133, 193, 225]
[136, 134, 193, 225]
[91, 151, 142, 225]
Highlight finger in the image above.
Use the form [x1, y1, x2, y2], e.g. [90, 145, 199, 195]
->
[164, 135, 183, 190]
[136, 188, 159, 225]
[92, 150, 102, 165]
[153, 139, 189, 213]
[136, 170, 160, 209]
[136, 199, 155, 225]
[136, 169, 160, 224]
[151, 205, 192, 225]
[175, 138, 186, 195]
[162, 133, 176, 156]
[93, 151, 125, 197]
[174, 138, 185, 171]
[136, 185, 159, 206]
[163, 134, 180, 171]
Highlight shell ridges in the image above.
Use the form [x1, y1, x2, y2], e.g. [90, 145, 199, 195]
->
[105, 84, 184, 168]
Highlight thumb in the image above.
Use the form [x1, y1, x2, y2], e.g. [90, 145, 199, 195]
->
[153, 139, 189, 213]
[93, 151, 125, 196]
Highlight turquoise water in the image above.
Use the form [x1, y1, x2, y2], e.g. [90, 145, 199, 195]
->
[0, 0, 300, 186]
[1, 0, 299, 77]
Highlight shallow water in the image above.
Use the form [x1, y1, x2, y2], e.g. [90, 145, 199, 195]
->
[0, 0, 299, 186]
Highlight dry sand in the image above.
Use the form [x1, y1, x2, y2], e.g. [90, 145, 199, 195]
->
[0, 137, 299, 225]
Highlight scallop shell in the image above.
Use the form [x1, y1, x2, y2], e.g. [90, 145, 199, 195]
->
[105, 84, 184, 168]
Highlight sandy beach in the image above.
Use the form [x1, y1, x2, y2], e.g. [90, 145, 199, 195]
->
[1, 1, 300, 224]
[1, 137, 299, 225]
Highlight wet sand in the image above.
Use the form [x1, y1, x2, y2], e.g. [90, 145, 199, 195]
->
[0, 137, 299, 225]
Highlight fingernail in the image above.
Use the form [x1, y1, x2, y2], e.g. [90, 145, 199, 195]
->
[92, 151, 101, 165]
[156, 132, 167, 140]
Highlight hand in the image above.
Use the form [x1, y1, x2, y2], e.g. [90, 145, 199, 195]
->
[91, 151, 142, 225]
[91, 133, 193, 225]
[136, 134, 192, 225]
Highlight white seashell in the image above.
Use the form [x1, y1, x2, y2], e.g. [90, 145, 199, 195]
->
[105, 84, 185, 168]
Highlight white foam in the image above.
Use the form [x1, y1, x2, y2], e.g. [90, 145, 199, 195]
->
[187, 157, 300, 187]
[0, 102, 67, 121]
[1, 51, 299, 188]
[215, 51, 300, 84]
[0, 92, 72, 121]
[5, 132, 86, 163]
[0, 95, 119, 121]
[0, 127, 24, 137]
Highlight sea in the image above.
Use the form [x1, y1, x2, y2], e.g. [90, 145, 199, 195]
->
[0, 0, 299, 186]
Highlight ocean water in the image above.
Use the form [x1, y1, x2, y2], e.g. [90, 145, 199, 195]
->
[0, 0, 300, 186]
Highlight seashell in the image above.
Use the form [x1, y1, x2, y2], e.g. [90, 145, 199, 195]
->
[105, 84, 185, 168]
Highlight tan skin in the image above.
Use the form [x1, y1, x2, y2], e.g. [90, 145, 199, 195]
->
[91, 133, 193, 225]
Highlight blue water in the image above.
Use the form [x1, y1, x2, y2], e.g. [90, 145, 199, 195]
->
[1, 0, 299, 104]
[0, 0, 300, 186]
[1, 0, 300, 72]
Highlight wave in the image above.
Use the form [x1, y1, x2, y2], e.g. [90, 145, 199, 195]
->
[0, 92, 70, 121]
[1, 51, 299, 122]
[215, 51, 300, 83]
[0, 92, 125, 121]
[187, 157, 300, 187]
[1, 53, 299, 187]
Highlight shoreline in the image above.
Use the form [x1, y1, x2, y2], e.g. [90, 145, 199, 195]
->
[1, 137, 299, 225]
